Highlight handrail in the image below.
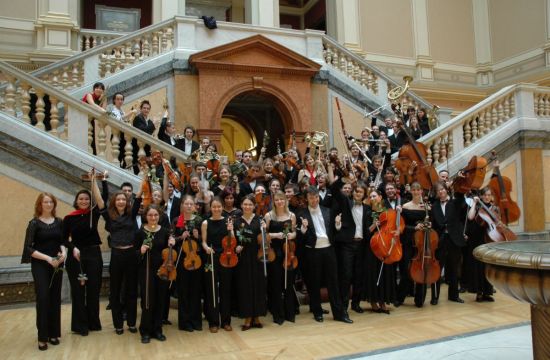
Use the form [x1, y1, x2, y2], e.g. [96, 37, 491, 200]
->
[0, 60, 189, 164]
[32, 17, 175, 79]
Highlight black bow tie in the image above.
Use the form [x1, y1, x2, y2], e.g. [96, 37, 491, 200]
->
[354, 201, 363, 206]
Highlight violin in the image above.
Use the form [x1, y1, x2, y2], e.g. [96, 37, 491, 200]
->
[255, 192, 271, 216]
[157, 244, 177, 281]
[282, 222, 298, 270]
[153, 150, 181, 190]
[370, 194, 404, 264]
[329, 153, 350, 178]
[393, 107, 438, 190]
[487, 151, 520, 225]
[182, 223, 202, 270]
[477, 201, 517, 242]
[409, 200, 440, 285]
[288, 193, 307, 210]
[452, 156, 487, 193]
[178, 160, 193, 186]
[140, 175, 153, 208]
[257, 227, 275, 263]
[219, 217, 238, 268]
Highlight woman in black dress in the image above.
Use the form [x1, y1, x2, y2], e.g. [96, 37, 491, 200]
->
[91, 177, 142, 335]
[22, 193, 66, 351]
[363, 190, 397, 314]
[396, 182, 432, 307]
[467, 188, 497, 302]
[234, 194, 267, 330]
[172, 195, 203, 331]
[63, 186, 104, 336]
[201, 197, 234, 332]
[264, 191, 297, 325]
[135, 204, 175, 343]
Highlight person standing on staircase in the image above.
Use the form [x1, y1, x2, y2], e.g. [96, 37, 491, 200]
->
[82, 82, 107, 155]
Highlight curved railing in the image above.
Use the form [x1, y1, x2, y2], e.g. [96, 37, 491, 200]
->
[0, 61, 188, 168]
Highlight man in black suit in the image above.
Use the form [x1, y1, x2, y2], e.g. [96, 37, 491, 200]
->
[132, 100, 157, 173]
[430, 182, 467, 304]
[298, 186, 352, 324]
[239, 162, 261, 196]
[178, 125, 200, 156]
[331, 178, 372, 314]
[317, 173, 332, 208]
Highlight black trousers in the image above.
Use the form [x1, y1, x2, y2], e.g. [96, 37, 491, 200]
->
[139, 260, 169, 336]
[110, 248, 138, 329]
[305, 246, 344, 319]
[177, 267, 203, 330]
[203, 254, 233, 327]
[335, 241, 364, 309]
[66, 246, 103, 333]
[435, 233, 462, 300]
[267, 255, 296, 322]
[31, 259, 62, 342]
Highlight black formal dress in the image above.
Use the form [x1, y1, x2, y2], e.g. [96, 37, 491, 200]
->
[22, 218, 64, 343]
[135, 227, 171, 338]
[63, 208, 103, 334]
[203, 217, 233, 328]
[100, 198, 142, 331]
[467, 203, 495, 297]
[234, 216, 267, 319]
[173, 215, 204, 331]
[267, 217, 296, 324]
[362, 207, 397, 305]
[397, 208, 424, 305]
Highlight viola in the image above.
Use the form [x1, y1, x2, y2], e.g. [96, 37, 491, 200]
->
[182, 223, 202, 270]
[477, 201, 517, 242]
[219, 217, 238, 268]
[257, 229, 275, 264]
[255, 192, 271, 216]
[178, 161, 194, 186]
[370, 195, 404, 264]
[487, 151, 520, 225]
[153, 151, 181, 190]
[141, 176, 153, 208]
[283, 239, 298, 270]
[409, 207, 440, 285]
[157, 244, 177, 281]
[452, 155, 487, 193]
[329, 153, 349, 178]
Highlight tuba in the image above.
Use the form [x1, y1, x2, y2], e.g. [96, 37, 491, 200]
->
[387, 76, 413, 101]
[428, 105, 440, 130]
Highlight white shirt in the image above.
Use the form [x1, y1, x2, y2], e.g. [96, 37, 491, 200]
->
[318, 188, 327, 200]
[110, 107, 125, 121]
[388, 199, 396, 209]
[184, 139, 193, 155]
[352, 204, 363, 239]
[440, 197, 450, 216]
[136, 215, 142, 229]
[308, 206, 330, 248]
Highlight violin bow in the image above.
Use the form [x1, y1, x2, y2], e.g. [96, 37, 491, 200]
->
[259, 216, 268, 277]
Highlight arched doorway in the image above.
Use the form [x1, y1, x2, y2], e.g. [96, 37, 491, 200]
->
[221, 91, 286, 161]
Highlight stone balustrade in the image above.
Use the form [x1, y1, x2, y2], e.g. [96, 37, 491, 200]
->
[80, 29, 125, 51]
[0, 61, 188, 170]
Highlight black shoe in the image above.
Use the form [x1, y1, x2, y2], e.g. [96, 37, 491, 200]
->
[378, 309, 390, 315]
[335, 316, 353, 324]
[48, 338, 60, 346]
[322, 309, 329, 315]
[351, 303, 364, 313]
[430, 298, 438, 305]
[38, 343, 48, 351]
[192, 325, 203, 331]
[141, 335, 150, 344]
[115, 329, 124, 335]
[128, 327, 138, 333]
[393, 300, 403, 308]
[162, 320, 172, 325]
[295, 308, 300, 315]
[449, 297, 464, 303]
[106, 303, 111, 310]
[476, 294, 484, 302]
[274, 318, 284, 325]
[79, 331, 89, 337]
[154, 333, 166, 341]
[414, 302, 423, 308]
[314, 314, 324, 323]
[482, 295, 495, 302]
[459, 287, 467, 294]
[181, 326, 194, 332]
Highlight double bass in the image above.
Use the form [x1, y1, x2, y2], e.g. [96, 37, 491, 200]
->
[487, 151, 520, 225]
[409, 200, 440, 286]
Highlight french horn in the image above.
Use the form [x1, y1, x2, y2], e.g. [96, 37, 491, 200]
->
[387, 76, 413, 101]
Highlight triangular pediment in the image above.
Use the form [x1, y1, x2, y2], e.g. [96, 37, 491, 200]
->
[189, 35, 321, 76]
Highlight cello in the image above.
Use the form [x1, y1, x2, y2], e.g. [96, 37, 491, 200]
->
[370, 193, 404, 265]
[409, 199, 440, 286]
[477, 200, 517, 242]
[487, 151, 520, 225]
[393, 104, 439, 191]
[452, 156, 488, 194]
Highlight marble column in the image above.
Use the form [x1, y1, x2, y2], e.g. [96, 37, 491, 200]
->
[245, 0, 279, 28]
[153, 0, 186, 22]
[411, 0, 434, 81]
[473, 0, 494, 85]
[326, 0, 362, 54]
[33, 0, 79, 58]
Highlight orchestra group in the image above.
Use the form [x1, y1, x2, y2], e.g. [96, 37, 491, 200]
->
[21, 83, 519, 350]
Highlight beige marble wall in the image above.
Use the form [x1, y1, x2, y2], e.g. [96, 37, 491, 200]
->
[489, 0, 546, 62]
[0, 0, 37, 20]
[174, 74, 200, 133]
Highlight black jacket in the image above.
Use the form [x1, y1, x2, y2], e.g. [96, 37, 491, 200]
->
[297, 206, 333, 248]
[431, 194, 467, 247]
[330, 179, 372, 242]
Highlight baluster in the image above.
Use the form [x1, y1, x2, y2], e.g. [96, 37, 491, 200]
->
[503, 97, 511, 120]
[49, 96, 59, 136]
[114, 48, 122, 72]
[463, 120, 472, 147]
[470, 117, 478, 143]
[71, 63, 80, 88]
[338, 53, 346, 72]
[345, 58, 353, 78]
[124, 134, 134, 170]
[125, 42, 133, 65]
[137, 140, 146, 159]
[161, 29, 168, 52]
[331, 47, 339, 67]
[536, 95, 543, 116]
[142, 36, 150, 59]
[509, 95, 515, 117]
[3, 75, 16, 117]
[61, 67, 70, 90]
[134, 38, 142, 60]
[50, 70, 60, 88]
[491, 106, 498, 129]
[96, 120, 107, 159]
[104, 52, 112, 76]
[323, 46, 331, 65]
[426, 145, 433, 165]
[20, 83, 31, 124]
[483, 109, 491, 135]
[477, 112, 485, 137]
[367, 71, 375, 92]
[62, 103, 69, 140]
[432, 140, 440, 164]
[544, 95, 550, 116]
[439, 136, 447, 164]
[35, 90, 46, 131]
[152, 32, 159, 56]
[496, 101, 504, 125]
[447, 131, 454, 158]
[111, 128, 121, 166]
[372, 74, 379, 94]
[88, 117, 94, 153]
[119, 47, 126, 69]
